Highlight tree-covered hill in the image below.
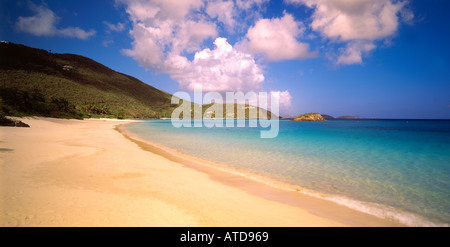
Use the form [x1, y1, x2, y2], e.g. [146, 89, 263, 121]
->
[0, 42, 177, 119]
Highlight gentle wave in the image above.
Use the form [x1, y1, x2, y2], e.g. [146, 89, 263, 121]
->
[297, 190, 448, 227]
[207, 158, 448, 227]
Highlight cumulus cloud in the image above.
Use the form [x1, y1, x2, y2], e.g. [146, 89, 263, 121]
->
[271, 90, 292, 111]
[337, 41, 376, 65]
[173, 20, 218, 54]
[119, 0, 269, 94]
[286, 0, 413, 64]
[165, 38, 265, 93]
[118, 0, 291, 112]
[15, 2, 95, 39]
[119, 0, 216, 67]
[206, 0, 236, 31]
[205, 0, 270, 33]
[121, 22, 166, 69]
[242, 12, 316, 62]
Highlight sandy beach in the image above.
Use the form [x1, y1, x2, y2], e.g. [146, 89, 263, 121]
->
[0, 117, 402, 226]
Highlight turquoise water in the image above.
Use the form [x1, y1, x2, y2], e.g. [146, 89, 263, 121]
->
[125, 119, 450, 226]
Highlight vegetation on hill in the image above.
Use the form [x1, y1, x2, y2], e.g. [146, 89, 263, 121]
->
[0, 42, 178, 119]
[0, 87, 84, 119]
[200, 103, 276, 119]
[293, 113, 326, 121]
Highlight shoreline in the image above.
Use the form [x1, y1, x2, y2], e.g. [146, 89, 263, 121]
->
[118, 122, 405, 227]
[1, 117, 402, 226]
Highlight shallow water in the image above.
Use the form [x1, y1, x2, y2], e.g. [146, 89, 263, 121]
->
[125, 119, 450, 226]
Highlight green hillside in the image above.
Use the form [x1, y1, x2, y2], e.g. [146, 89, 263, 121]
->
[0, 42, 178, 119]
[201, 103, 275, 119]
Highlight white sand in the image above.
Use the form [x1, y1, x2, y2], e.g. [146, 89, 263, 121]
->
[0, 117, 401, 226]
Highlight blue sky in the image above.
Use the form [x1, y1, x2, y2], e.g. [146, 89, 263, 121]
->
[1, 0, 449, 119]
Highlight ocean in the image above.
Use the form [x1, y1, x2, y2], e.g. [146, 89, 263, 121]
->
[125, 119, 450, 226]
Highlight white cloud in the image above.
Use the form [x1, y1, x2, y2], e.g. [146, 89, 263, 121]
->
[118, 0, 301, 96]
[118, 0, 204, 22]
[15, 2, 56, 36]
[104, 21, 126, 32]
[58, 27, 96, 40]
[206, 0, 236, 31]
[205, 0, 270, 33]
[271, 90, 292, 110]
[235, 0, 269, 10]
[173, 20, 218, 54]
[15, 2, 95, 40]
[121, 22, 166, 69]
[286, 0, 412, 64]
[242, 13, 316, 62]
[337, 41, 376, 65]
[119, 0, 216, 66]
[119, 0, 267, 93]
[165, 38, 265, 93]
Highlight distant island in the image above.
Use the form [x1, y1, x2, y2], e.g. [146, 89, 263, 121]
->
[335, 116, 365, 119]
[319, 114, 335, 120]
[293, 113, 325, 121]
[291, 113, 367, 121]
[320, 114, 367, 120]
